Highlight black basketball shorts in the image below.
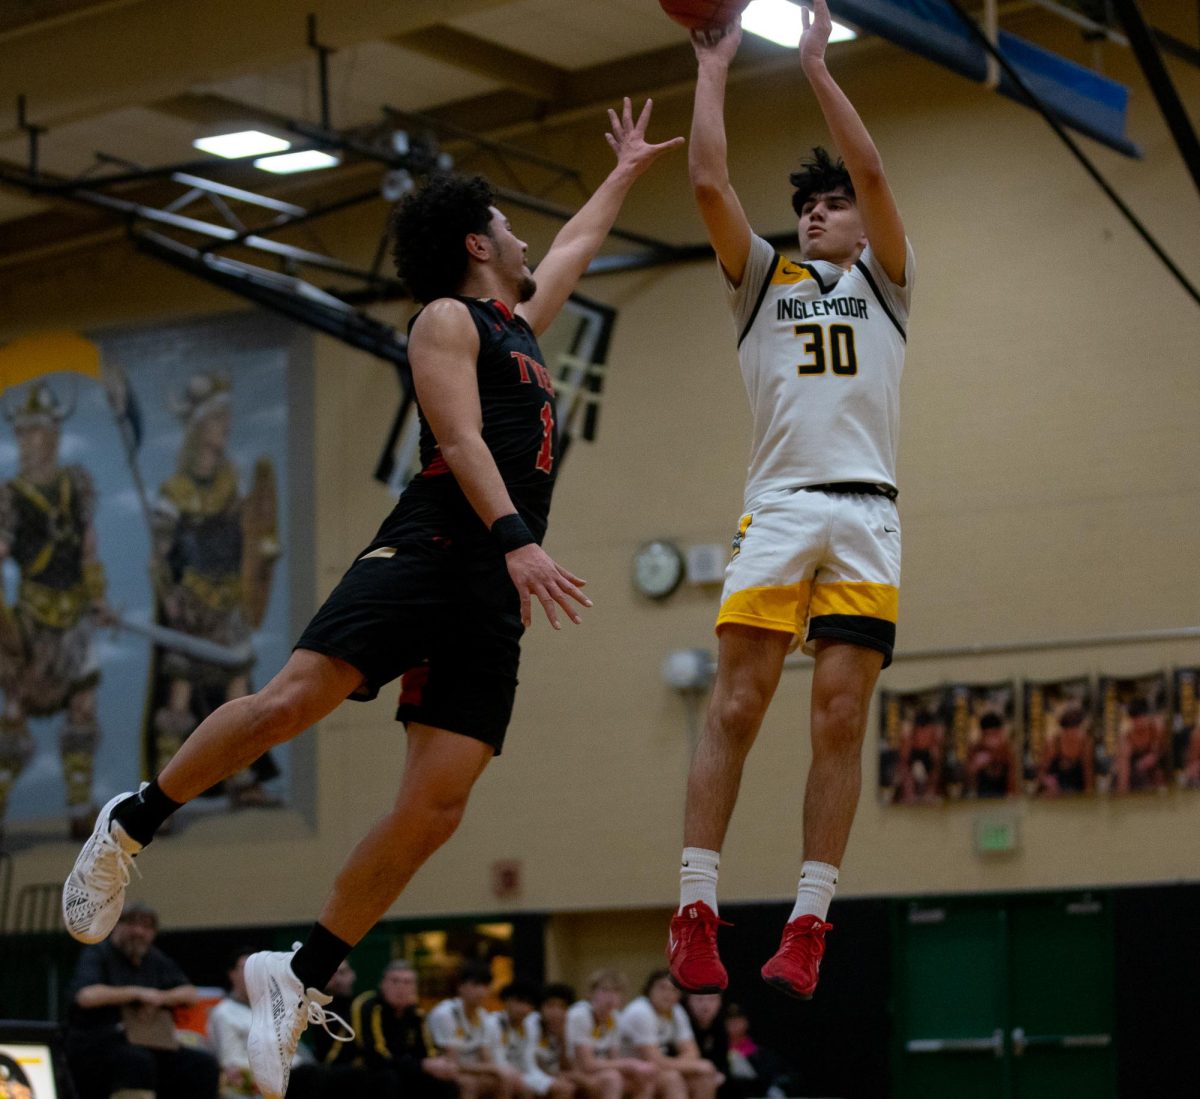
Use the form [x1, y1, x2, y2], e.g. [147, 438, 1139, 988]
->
[294, 537, 523, 754]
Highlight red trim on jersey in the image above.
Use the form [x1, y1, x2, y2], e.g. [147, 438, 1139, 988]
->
[421, 454, 450, 476]
[490, 299, 513, 321]
[398, 665, 430, 709]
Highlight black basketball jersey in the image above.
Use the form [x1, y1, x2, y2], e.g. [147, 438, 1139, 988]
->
[372, 296, 559, 549]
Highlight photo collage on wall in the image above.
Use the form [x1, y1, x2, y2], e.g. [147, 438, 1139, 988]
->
[0, 316, 306, 848]
[880, 667, 1200, 804]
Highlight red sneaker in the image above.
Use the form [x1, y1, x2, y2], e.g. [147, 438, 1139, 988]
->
[667, 902, 730, 993]
[760, 915, 833, 999]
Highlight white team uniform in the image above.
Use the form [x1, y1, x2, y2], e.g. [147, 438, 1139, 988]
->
[533, 1015, 568, 1075]
[565, 1000, 622, 1063]
[427, 997, 504, 1066]
[495, 1010, 557, 1094]
[618, 996, 694, 1056]
[717, 233, 914, 664]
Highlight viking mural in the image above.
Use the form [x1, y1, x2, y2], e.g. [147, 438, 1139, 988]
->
[146, 370, 282, 808]
[0, 382, 108, 840]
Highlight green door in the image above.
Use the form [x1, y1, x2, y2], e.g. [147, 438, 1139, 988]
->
[893, 902, 1008, 1098]
[1009, 893, 1115, 1097]
[892, 892, 1115, 1099]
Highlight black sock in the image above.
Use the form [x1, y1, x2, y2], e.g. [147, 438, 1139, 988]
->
[111, 780, 183, 847]
[291, 923, 353, 993]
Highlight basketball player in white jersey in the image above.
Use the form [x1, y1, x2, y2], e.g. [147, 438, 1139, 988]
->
[667, 0, 913, 1000]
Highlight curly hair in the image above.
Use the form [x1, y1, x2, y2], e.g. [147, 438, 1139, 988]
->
[789, 146, 855, 217]
[391, 174, 495, 304]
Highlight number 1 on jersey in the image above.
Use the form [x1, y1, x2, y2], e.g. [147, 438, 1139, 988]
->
[536, 401, 555, 474]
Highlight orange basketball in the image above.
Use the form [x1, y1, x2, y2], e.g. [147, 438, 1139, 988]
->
[658, 0, 753, 33]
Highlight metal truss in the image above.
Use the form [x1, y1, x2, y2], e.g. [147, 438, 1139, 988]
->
[0, 15, 690, 375]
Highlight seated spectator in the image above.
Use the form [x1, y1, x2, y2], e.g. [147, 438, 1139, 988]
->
[495, 980, 573, 1099]
[565, 970, 655, 1099]
[531, 983, 575, 1088]
[308, 959, 358, 1065]
[620, 972, 721, 1099]
[427, 962, 521, 1099]
[681, 995, 730, 1093]
[66, 901, 220, 1099]
[723, 1006, 793, 1098]
[351, 960, 458, 1099]
[207, 947, 320, 1098]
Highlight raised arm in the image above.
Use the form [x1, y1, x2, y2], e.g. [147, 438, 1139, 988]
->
[689, 26, 753, 286]
[409, 301, 590, 630]
[517, 99, 682, 336]
[800, 0, 907, 284]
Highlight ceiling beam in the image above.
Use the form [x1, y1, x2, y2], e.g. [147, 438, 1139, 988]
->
[0, 0, 515, 138]
[392, 25, 568, 102]
[0, 0, 142, 40]
[416, 34, 789, 136]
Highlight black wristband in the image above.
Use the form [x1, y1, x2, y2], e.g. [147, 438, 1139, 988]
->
[491, 513, 535, 554]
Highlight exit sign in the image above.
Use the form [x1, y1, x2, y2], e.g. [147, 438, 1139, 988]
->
[974, 814, 1019, 854]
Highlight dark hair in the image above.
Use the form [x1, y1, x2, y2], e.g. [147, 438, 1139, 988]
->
[392, 174, 496, 304]
[457, 961, 494, 988]
[119, 901, 158, 927]
[642, 968, 674, 997]
[1058, 707, 1085, 728]
[789, 147, 855, 218]
[226, 946, 257, 975]
[979, 713, 1005, 731]
[913, 710, 937, 728]
[541, 982, 576, 1007]
[499, 979, 542, 1005]
[1126, 698, 1150, 718]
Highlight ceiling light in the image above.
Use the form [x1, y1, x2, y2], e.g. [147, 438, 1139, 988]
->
[253, 150, 341, 174]
[742, 0, 856, 49]
[193, 130, 291, 159]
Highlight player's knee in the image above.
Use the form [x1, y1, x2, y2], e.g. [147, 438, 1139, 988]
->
[711, 685, 769, 744]
[244, 688, 310, 747]
[815, 688, 868, 747]
[411, 791, 470, 848]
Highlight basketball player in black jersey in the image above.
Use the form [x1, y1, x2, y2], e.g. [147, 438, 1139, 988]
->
[63, 97, 682, 1099]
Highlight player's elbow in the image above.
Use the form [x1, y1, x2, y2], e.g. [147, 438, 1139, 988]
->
[689, 171, 728, 203]
[436, 431, 484, 469]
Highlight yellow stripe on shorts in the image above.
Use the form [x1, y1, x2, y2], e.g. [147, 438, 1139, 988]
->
[716, 581, 812, 635]
[809, 581, 899, 623]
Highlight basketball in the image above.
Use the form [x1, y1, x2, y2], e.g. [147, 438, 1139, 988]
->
[657, 0, 753, 33]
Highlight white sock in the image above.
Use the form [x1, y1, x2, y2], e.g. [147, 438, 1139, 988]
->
[789, 861, 838, 922]
[678, 847, 720, 913]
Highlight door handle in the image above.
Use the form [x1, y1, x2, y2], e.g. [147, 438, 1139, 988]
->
[1011, 1027, 1112, 1056]
[906, 1028, 1004, 1058]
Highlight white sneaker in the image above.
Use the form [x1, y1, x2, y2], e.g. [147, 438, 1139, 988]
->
[62, 789, 143, 944]
[245, 945, 354, 1099]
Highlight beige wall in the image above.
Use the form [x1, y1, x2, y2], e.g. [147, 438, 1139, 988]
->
[2, 16, 1199, 947]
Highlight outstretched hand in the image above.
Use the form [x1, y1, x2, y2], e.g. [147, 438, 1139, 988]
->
[505, 542, 592, 630]
[800, 0, 833, 69]
[605, 97, 685, 176]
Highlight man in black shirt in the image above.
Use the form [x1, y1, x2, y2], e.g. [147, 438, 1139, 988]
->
[352, 961, 457, 1099]
[64, 98, 682, 1099]
[66, 902, 219, 1099]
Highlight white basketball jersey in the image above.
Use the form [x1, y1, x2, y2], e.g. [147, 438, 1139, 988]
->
[725, 234, 914, 510]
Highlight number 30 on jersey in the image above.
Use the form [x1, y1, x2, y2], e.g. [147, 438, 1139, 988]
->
[793, 323, 858, 376]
